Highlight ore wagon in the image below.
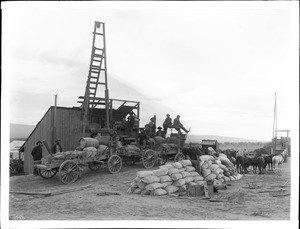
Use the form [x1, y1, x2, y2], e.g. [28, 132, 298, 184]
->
[34, 137, 122, 184]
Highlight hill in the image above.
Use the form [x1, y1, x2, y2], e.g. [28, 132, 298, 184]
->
[10, 123, 35, 141]
[186, 134, 267, 144]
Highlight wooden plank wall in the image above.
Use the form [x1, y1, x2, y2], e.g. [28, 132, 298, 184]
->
[54, 107, 83, 152]
[23, 108, 53, 174]
[23, 107, 84, 174]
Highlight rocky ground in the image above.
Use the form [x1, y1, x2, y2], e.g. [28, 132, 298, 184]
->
[9, 159, 291, 221]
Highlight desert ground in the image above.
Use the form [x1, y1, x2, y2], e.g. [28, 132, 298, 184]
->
[9, 159, 291, 221]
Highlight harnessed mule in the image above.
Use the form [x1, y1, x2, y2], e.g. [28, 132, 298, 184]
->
[272, 149, 288, 171]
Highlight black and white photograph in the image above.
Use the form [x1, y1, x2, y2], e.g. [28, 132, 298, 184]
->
[1, 1, 299, 229]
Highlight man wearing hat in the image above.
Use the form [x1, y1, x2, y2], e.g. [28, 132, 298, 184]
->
[31, 141, 43, 175]
[173, 115, 190, 134]
[52, 139, 63, 154]
[127, 111, 136, 137]
[148, 117, 156, 137]
[163, 114, 172, 134]
[156, 126, 165, 138]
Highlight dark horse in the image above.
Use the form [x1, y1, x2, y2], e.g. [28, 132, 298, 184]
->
[236, 155, 250, 174]
[263, 154, 273, 171]
[257, 155, 265, 174]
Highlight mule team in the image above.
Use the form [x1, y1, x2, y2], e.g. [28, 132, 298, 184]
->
[228, 149, 288, 175]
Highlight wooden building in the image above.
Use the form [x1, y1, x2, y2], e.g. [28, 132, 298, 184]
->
[19, 106, 84, 174]
[19, 100, 140, 175]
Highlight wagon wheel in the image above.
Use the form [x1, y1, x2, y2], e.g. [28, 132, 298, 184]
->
[88, 161, 102, 171]
[142, 149, 157, 169]
[39, 168, 58, 179]
[58, 160, 80, 184]
[107, 155, 122, 174]
[174, 152, 185, 162]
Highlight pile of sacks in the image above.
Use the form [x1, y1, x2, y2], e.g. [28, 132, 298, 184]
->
[127, 160, 206, 196]
[41, 137, 110, 165]
[120, 145, 141, 157]
[199, 148, 242, 183]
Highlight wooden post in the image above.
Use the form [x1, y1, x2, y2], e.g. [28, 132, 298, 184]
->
[53, 94, 57, 147]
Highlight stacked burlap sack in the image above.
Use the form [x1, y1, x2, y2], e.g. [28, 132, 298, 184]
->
[199, 148, 243, 183]
[127, 160, 206, 196]
[41, 137, 110, 165]
[120, 145, 141, 157]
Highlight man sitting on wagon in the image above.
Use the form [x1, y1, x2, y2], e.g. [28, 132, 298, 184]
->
[156, 126, 165, 138]
[173, 115, 190, 134]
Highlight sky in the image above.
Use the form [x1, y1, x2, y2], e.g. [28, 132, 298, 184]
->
[2, 1, 299, 141]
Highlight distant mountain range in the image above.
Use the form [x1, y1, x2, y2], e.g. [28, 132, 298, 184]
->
[10, 123, 266, 143]
[10, 123, 35, 141]
[186, 135, 266, 143]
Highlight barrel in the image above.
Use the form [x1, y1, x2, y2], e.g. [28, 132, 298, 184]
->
[79, 137, 100, 149]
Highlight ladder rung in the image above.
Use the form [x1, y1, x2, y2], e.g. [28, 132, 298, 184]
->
[91, 65, 100, 69]
[90, 76, 98, 79]
[94, 54, 103, 58]
[93, 32, 104, 36]
[90, 82, 106, 85]
[94, 47, 103, 51]
[92, 59, 101, 62]
[90, 70, 99, 74]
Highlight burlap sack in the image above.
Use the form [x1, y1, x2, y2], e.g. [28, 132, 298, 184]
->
[173, 179, 186, 187]
[134, 176, 142, 183]
[160, 175, 172, 183]
[133, 188, 142, 194]
[184, 176, 194, 184]
[193, 175, 204, 182]
[201, 161, 212, 177]
[180, 171, 191, 178]
[224, 176, 231, 182]
[200, 155, 215, 162]
[136, 182, 146, 190]
[210, 164, 220, 172]
[190, 171, 200, 177]
[153, 168, 168, 177]
[145, 182, 163, 191]
[168, 168, 179, 176]
[178, 168, 186, 172]
[172, 162, 183, 169]
[180, 159, 192, 167]
[186, 166, 196, 172]
[165, 185, 179, 194]
[97, 145, 108, 155]
[160, 181, 173, 188]
[142, 175, 160, 184]
[153, 188, 167, 196]
[171, 173, 183, 181]
[204, 173, 217, 181]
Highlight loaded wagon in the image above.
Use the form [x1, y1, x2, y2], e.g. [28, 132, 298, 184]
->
[34, 135, 122, 184]
[119, 131, 186, 169]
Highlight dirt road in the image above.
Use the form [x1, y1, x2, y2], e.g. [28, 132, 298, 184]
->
[9, 160, 291, 220]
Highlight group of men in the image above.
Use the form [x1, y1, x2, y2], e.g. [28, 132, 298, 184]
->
[136, 113, 190, 147]
[31, 139, 62, 175]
